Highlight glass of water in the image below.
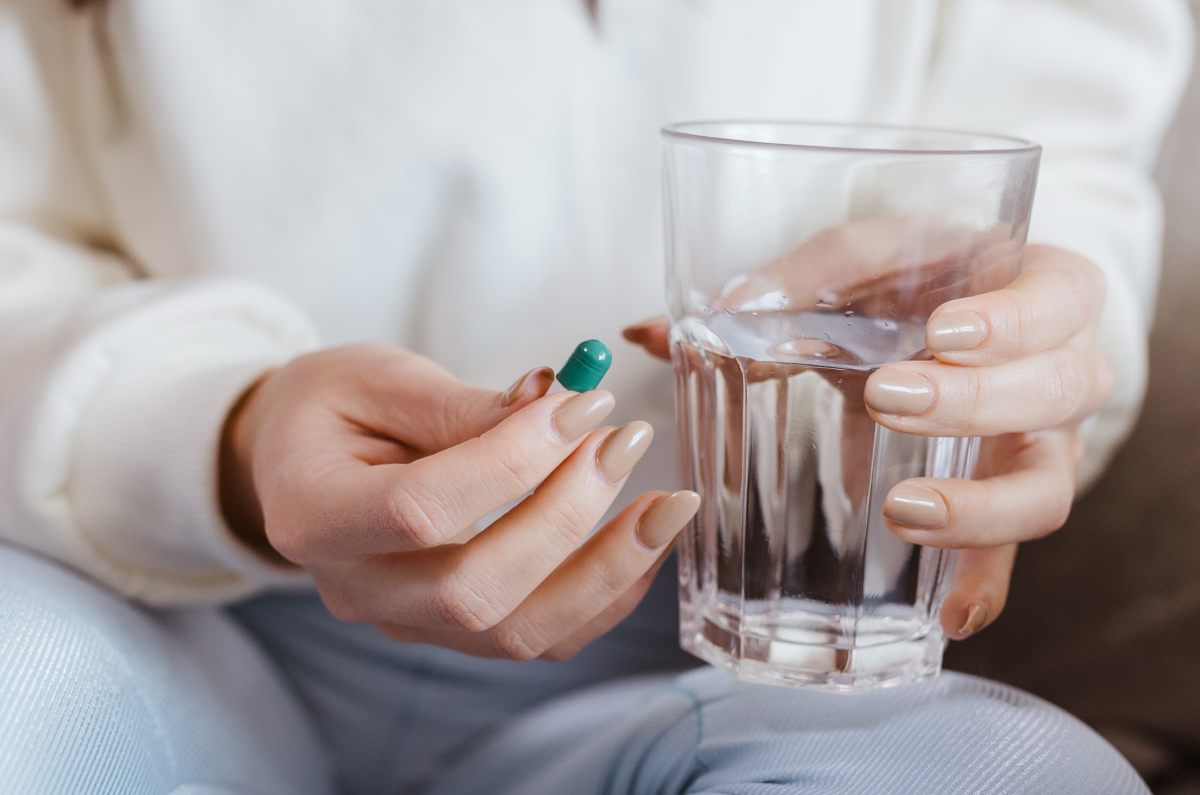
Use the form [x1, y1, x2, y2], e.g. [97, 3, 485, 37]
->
[664, 121, 1041, 692]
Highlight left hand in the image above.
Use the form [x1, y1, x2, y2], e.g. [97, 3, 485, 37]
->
[623, 243, 1112, 641]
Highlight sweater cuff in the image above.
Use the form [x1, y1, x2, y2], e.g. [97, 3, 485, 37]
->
[65, 283, 318, 605]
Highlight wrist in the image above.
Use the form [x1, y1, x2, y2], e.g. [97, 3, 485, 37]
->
[218, 373, 287, 565]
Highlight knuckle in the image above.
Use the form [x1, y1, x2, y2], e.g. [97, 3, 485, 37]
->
[437, 389, 476, 437]
[974, 484, 1005, 532]
[345, 346, 411, 390]
[319, 587, 366, 624]
[491, 625, 545, 661]
[432, 566, 502, 632]
[1043, 260, 1099, 329]
[379, 347, 432, 381]
[455, 437, 540, 501]
[1035, 477, 1076, 538]
[957, 368, 988, 431]
[1043, 356, 1086, 421]
[543, 498, 593, 537]
[1063, 274, 1097, 325]
[487, 444, 541, 496]
[386, 486, 449, 548]
[1014, 292, 1044, 352]
[990, 288, 1025, 350]
[264, 520, 314, 564]
[541, 645, 579, 663]
[1070, 255, 1107, 311]
[585, 559, 629, 604]
[1049, 477, 1076, 528]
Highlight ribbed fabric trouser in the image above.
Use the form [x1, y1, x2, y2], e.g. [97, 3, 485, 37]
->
[0, 543, 1148, 794]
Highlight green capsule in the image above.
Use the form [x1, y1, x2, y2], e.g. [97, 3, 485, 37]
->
[555, 339, 612, 392]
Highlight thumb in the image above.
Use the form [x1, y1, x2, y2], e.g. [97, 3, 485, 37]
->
[622, 316, 671, 361]
[424, 365, 556, 451]
[342, 347, 556, 453]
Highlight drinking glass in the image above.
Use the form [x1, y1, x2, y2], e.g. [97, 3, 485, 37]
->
[664, 121, 1041, 692]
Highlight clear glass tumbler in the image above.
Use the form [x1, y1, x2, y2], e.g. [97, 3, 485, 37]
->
[664, 121, 1041, 692]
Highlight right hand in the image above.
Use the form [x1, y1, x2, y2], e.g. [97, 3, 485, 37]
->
[219, 344, 699, 661]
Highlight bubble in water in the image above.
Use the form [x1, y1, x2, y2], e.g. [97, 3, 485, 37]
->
[768, 337, 861, 365]
[844, 310, 855, 317]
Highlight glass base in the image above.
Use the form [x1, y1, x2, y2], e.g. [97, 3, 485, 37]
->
[680, 603, 945, 693]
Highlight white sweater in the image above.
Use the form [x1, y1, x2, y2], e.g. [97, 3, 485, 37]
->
[0, 0, 1190, 605]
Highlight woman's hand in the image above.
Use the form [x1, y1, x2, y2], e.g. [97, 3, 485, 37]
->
[624, 243, 1111, 640]
[219, 344, 699, 660]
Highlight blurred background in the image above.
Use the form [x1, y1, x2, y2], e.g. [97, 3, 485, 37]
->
[946, 3, 1200, 793]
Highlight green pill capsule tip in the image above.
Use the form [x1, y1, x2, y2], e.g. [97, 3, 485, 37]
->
[555, 339, 612, 392]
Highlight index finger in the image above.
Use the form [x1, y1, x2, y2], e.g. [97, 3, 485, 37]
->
[925, 246, 1104, 366]
[311, 390, 617, 556]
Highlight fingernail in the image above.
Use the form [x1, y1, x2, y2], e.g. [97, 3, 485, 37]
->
[597, 421, 654, 482]
[927, 309, 987, 352]
[883, 483, 948, 529]
[552, 390, 615, 441]
[502, 367, 555, 407]
[957, 602, 989, 638]
[865, 369, 935, 416]
[636, 490, 701, 549]
[621, 316, 665, 343]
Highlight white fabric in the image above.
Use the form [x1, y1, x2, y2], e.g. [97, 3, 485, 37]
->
[0, 0, 1190, 604]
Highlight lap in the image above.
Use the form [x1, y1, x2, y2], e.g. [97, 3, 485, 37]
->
[0, 543, 331, 795]
[424, 667, 1150, 795]
[227, 567, 691, 793]
[232, 587, 1145, 795]
[0, 545, 1146, 794]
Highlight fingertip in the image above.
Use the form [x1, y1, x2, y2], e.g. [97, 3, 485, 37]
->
[550, 389, 616, 442]
[863, 366, 936, 418]
[882, 481, 949, 530]
[635, 490, 700, 550]
[501, 366, 556, 409]
[943, 600, 993, 641]
[622, 318, 671, 361]
[622, 315, 667, 338]
[925, 307, 989, 354]
[940, 545, 1015, 639]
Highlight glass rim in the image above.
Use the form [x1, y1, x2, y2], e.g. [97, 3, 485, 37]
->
[661, 119, 1041, 157]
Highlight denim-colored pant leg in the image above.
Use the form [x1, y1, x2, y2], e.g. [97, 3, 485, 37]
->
[421, 667, 1149, 795]
[0, 543, 331, 795]
[228, 564, 694, 794]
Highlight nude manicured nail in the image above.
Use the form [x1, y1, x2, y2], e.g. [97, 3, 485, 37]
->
[883, 483, 948, 529]
[957, 602, 990, 639]
[597, 421, 654, 482]
[552, 390, 615, 441]
[865, 369, 935, 416]
[502, 367, 555, 407]
[637, 491, 701, 549]
[927, 309, 987, 352]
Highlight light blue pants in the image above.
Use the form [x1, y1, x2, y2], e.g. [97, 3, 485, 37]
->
[0, 544, 1147, 794]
